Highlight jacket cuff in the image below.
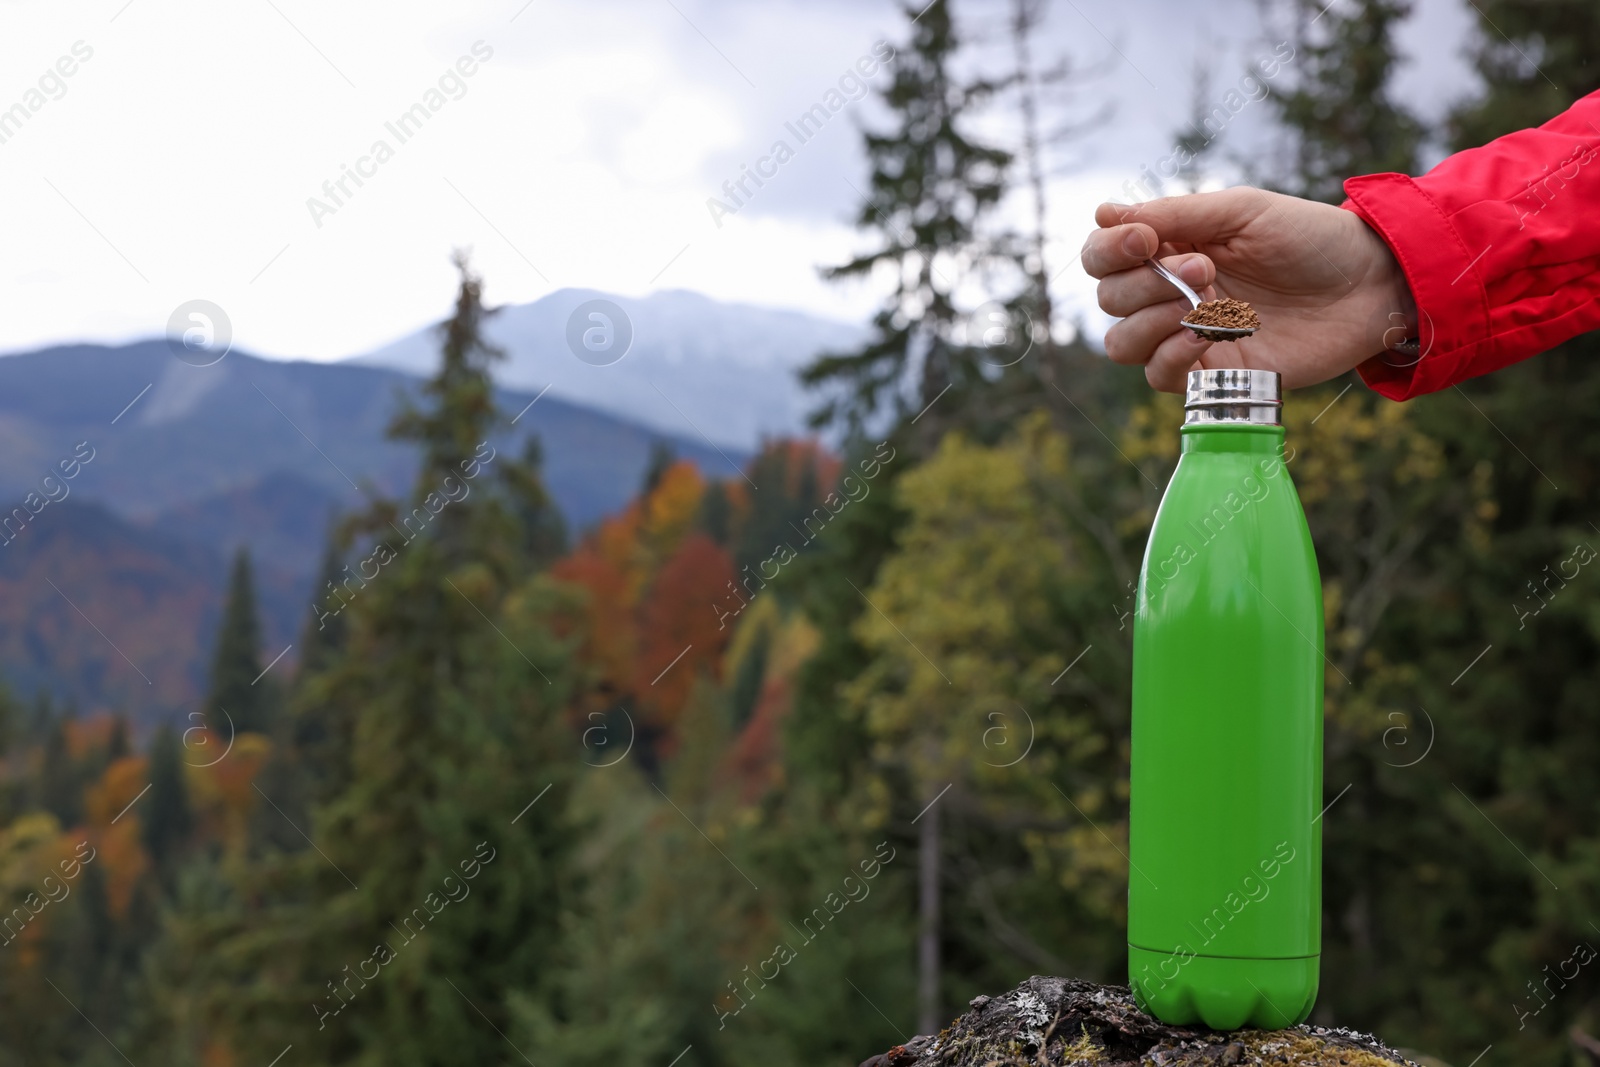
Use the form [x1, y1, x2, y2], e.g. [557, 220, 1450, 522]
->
[1340, 173, 1493, 401]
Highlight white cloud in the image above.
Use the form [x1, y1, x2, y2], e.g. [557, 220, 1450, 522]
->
[0, 0, 1480, 361]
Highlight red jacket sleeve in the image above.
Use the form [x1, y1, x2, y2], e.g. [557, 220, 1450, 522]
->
[1341, 89, 1600, 400]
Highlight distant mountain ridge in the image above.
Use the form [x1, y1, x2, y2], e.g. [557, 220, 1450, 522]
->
[0, 340, 742, 530]
[0, 339, 750, 726]
[350, 288, 863, 449]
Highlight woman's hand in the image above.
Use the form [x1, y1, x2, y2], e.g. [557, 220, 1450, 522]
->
[1082, 187, 1415, 392]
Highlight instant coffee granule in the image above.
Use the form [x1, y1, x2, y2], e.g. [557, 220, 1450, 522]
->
[1182, 298, 1260, 336]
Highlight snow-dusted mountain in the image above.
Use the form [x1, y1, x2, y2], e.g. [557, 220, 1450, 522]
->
[350, 289, 865, 449]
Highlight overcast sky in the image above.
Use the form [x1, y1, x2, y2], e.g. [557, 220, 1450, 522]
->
[0, 0, 1480, 361]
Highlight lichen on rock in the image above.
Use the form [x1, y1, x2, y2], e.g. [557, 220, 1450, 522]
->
[857, 976, 1422, 1067]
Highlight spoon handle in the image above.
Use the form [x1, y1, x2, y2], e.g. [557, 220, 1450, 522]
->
[1145, 257, 1202, 310]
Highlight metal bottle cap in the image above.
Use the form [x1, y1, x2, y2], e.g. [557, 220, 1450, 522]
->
[1183, 369, 1282, 426]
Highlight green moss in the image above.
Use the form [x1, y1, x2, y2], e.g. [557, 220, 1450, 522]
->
[1057, 1025, 1106, 1065]
[1247, 1033, 1404, 1065]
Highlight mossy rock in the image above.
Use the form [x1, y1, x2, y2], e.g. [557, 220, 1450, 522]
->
[858, 976, 1423, 1067]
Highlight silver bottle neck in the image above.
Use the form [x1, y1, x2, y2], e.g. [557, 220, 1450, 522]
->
[1183, 369, 1282, 427]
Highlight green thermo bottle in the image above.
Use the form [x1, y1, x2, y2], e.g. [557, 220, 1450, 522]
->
[1128, 369, 1323, 1029]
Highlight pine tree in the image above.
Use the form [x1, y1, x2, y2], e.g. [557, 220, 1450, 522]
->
[800, 0, 1012, 440]
[300, 538, 348, 681]
[697, 480, 733, 545]
[143, 724, 193, 873]
[205, 549, 274, 736]
[1448, 0, 1600, 150]
[504, 436, 569, 569]
[641, 440, 677, 497]
[383, 251, 509, 565]
[0, 681, 19, 760]
[731, 443, 825, 579]
[1002, 0, 1113, 396]
[307, 253, 575, 1063]
[796, 1, 1035, 1031]
[107, 715, 130, 761]
[1261, 0, 1424, 203]
[291, 539, 356, 805]
[39, 713, 80, 827]
[24, 690, 52, 746]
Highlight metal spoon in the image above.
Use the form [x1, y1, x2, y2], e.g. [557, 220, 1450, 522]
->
[1146, 257, 1256, 343]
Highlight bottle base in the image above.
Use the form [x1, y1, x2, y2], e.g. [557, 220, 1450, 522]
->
[1128, 945, 1319, 1030]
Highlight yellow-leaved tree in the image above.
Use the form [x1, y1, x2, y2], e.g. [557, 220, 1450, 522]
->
[844, 413, 1140, 1013]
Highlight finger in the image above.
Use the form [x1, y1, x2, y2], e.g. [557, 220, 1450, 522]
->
[1145, 329, 1215, 394]
[1081, 220, 1160, 280]
[1097, 188, 1264, 248]
[1103, 298, 1194, 368]
[1097, 253, 1215, 318]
